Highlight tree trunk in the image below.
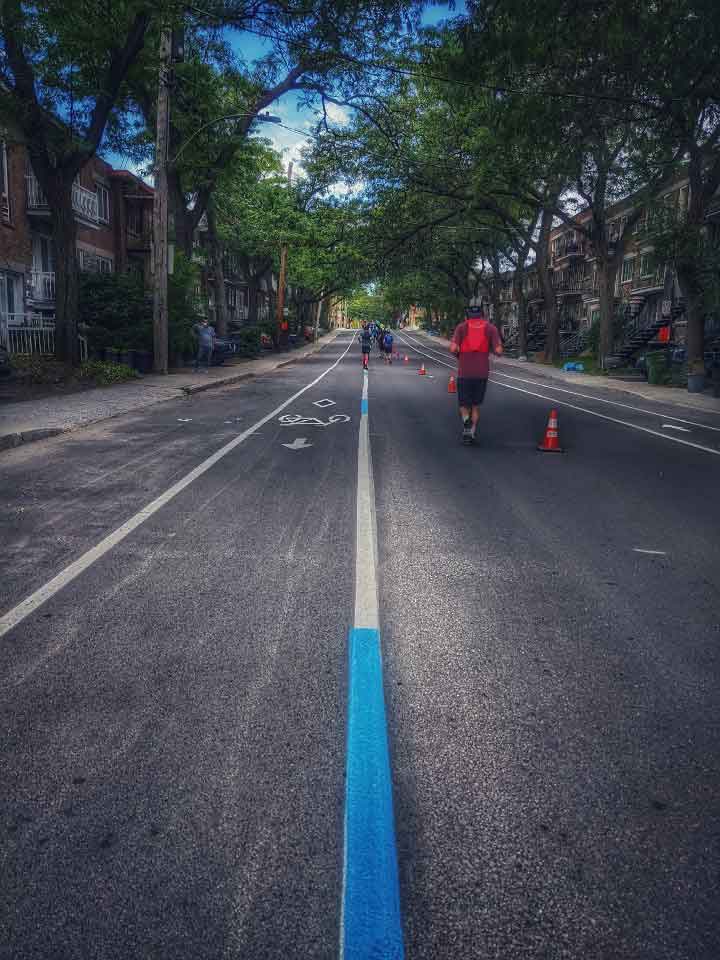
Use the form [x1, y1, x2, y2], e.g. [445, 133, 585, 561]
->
[247, 274, 259, 325]
[598, 259, 616, 364]
[677, 263, 705, 375]
[206, 203, 227, 336]
[50, 182, 80, 365]
[168, 168, 194, 259]
[513, 271, 528, 355]
[537, 206, 559, 363]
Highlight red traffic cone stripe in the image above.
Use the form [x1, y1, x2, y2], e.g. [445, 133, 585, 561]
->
[538, 409, 563, 452]
[448, 375, 457, 393]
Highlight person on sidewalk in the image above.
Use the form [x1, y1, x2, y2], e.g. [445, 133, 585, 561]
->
[449, 306, 502, 445]
[359, 324, 373, 370]
[192, 318, 216, 373]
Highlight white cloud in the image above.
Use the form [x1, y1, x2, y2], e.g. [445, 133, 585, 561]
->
[325, 102, 350, 126]
[328, 179, 366, 198]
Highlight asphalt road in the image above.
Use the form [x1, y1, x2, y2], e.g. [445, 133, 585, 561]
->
[1, 331, 719, 959]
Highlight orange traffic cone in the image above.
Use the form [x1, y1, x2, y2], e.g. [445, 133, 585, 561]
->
[538, 409, 563, 452]
[448, 375, 457, 394]
[418, 363, 427, 376]
[404, 355, 409, 364]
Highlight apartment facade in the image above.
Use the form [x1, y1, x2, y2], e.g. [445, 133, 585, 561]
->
[491, 175, 718, 360]
[0, 131, 156, 354]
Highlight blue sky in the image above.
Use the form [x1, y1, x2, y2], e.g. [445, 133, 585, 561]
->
[110, 2, 463, 179]
[229, 2, 464, 175]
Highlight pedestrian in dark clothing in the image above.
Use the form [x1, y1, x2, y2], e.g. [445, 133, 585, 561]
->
[359, 325, 373, 370]
[192, 319, 216, 372]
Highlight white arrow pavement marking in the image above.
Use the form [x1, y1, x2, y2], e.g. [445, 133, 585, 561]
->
[282, 437, 313, 450]
[661, 424, 692, 432]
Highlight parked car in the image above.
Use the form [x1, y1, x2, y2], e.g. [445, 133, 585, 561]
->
[0, 344, 12, 377]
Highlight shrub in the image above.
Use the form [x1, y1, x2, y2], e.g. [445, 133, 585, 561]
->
[79, 272, 152, 351]
[232, 325, 262, 357]
[78, 360, 139, 386]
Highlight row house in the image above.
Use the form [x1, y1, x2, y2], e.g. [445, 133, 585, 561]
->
[496, 176, 707, 357]
[191, 225, 272, 329]
[0, 131, 154, 355]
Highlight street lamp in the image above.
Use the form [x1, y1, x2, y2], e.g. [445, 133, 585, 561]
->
[172, 112, 282, 164]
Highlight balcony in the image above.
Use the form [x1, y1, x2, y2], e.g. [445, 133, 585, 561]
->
[127, 227, 152, 252]
[26, 174, 99, 226]
[631, 267, 665, 293]
[27, 270, 56, 303]
[552, 239, 584, 265]
[553, 273, 588, 297]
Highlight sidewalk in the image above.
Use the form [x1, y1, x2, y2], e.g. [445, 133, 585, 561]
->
[413, 332, 720, 416]
[0, 332, 339, 451]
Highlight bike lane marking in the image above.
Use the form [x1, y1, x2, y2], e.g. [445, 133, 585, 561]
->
[340, 367, 404, 960]
[0, 338, 354, 640]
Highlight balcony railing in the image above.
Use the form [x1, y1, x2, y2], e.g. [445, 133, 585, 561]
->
[28, 270, 56, 302]
[552, 240, 584, 264]
[26, 174, 99, 224]
[631, 267, 665, 292]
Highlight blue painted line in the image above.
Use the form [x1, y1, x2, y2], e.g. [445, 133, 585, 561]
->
[342, 627, 404, 960]
[361, 398, 368, 415]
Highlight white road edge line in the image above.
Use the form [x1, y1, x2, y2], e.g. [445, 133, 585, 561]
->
[400, 332, 720, 433]
[0, 338, 354, 640]
[396, 333, 720, 459]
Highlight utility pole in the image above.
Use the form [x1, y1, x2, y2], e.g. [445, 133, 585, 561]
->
[276, 161, 293, 348]
[152, 27, 171, 374]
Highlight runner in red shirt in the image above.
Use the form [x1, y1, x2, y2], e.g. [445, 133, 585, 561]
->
[449, 306, 503, 445]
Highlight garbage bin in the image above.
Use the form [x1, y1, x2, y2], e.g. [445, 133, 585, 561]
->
[646, 351, 669, 385]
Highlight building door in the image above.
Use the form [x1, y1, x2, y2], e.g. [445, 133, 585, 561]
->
[0, 271, 23, 347]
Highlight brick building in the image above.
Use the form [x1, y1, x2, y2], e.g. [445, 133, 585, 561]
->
[0, 132, 155, 355]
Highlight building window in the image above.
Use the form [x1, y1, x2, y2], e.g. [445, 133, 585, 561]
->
[590, 307, 600, 326]
[97, 184, 110, 223]
[0, 141, 10, 223]
[227, 286, 237, 309]
[639, 253, 654, 278]
[621, 257, 635, 283]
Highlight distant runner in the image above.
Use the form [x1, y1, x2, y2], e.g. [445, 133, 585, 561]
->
[449, 306, 502, 445]
[359, 324, 373, 370]
[383, 329, 394, 364]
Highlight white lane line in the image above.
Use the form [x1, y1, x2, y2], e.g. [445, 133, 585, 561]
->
[633, 548, 668, 556]
[399, 332, 720, 433]
[0, 339, 354, 640]
[355, 373, 378, 629]
[395, 333, 720, 458]
[662, 424, 692, 433]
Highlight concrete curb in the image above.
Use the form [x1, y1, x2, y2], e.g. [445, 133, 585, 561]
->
[0, 427, 67, 451]
[0, 332, 340, 454]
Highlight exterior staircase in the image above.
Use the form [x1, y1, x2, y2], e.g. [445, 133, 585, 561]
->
[605, 299, 668, 367]
[560, 330, 589, 358]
